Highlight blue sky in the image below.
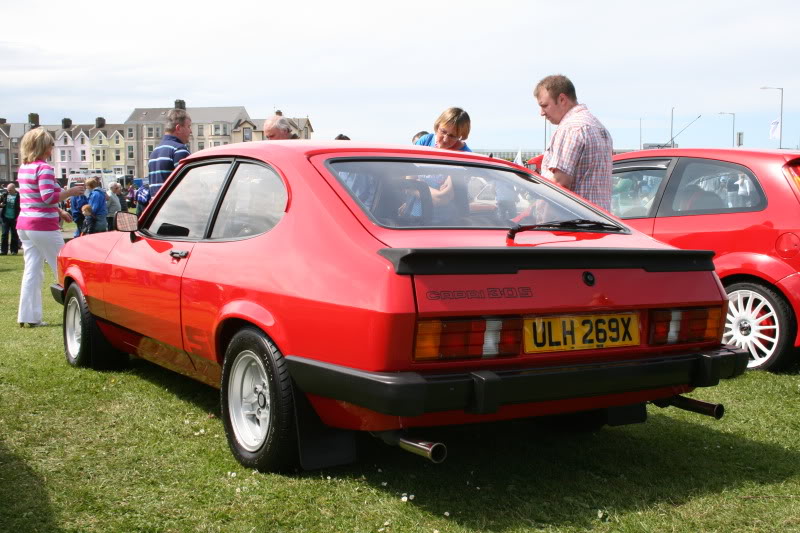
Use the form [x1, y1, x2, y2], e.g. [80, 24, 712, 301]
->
[2, 0, 798, 151]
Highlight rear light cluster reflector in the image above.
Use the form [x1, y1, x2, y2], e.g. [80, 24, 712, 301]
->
[649, 307, 723, 345]
[784, 162, 800, 191]
[414, 318, 522, 361]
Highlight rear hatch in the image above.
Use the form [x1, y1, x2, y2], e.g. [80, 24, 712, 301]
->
[317, 153, 728, 367]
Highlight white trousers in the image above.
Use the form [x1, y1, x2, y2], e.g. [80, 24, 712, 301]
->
[17, 229, 64, 324]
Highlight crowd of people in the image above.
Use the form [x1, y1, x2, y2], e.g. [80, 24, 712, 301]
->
[5, 73, 613, 329]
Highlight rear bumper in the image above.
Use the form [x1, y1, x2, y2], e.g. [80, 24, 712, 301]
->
[51, 283, 64, 305]
[286, 347, 749, 417]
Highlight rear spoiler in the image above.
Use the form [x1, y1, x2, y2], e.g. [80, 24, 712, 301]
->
[378, 248, 715, 275]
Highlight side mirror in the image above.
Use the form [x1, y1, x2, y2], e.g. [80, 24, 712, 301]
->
[115, 211, 139, 233]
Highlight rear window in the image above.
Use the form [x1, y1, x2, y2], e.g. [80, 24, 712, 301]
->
[329, 159, 612, 229]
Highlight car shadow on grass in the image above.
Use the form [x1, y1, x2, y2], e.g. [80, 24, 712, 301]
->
[114, 359, 798, 530]
[329, 413, 799, 530]
[0, 441, 63, 533]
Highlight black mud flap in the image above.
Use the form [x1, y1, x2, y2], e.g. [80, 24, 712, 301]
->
[294, 389, 357, 470]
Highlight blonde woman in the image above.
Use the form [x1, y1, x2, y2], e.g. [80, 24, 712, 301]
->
[16, 128, 85, 327]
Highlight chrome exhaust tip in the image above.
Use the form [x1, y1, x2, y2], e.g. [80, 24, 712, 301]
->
[373, 431, 448, 463]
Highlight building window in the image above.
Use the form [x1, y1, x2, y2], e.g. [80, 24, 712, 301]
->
[147, 144, 154, 158]
[115, 135, 120, 145]
[147, 126, 154, 137]
[127, 146, 134, 159]
[198, 142, 205, 150]
[98, 135, 104, 144]
[127, 166, 134, 176]
[13, 153, 20, 165]
[213, 124, 221, 135]
[62, 168, 67, 180]
[0, 138, 4, 147]
[63, 137, 68, 145]
[127, 127, 134, 139]
[213, 141, 221, 147]
[243, 128, 252, 141]
[95, 150, 101, 162]
[0, 153, 6, 165]
[223, 124, 229, 135]
[115, 149, 121, 161]
[60, 149, 66, 161]
[155, 127, 161, 137]
[80, 150, 86, 161]
[223, 142, 228, 145]
[12, 138, 18, 147]
[197, 125, 204, 137]
[68, 151, 72, 162]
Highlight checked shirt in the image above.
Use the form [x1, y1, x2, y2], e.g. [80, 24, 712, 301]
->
[542, 104, 613, 210]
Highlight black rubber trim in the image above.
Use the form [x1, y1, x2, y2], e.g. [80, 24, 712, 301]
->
[50, 283, 64, 305]
[285, 346, 748, 417]
[377, 247, 716, 275]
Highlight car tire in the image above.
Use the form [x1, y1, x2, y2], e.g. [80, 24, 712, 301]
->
[221, 327, 297, 472]
[63, 283, 128, 370]
[724, 281, 797, 371]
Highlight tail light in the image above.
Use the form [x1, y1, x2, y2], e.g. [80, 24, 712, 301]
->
[784, 161, 800, 190]
[649, 307, 724, 345]
[414, 318, 522, 361]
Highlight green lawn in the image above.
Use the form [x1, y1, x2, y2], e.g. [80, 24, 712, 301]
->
[1, 255, 799, 533]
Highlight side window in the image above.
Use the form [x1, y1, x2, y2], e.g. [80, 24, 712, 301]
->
[145, 163, 230, 238]
[610, 160, 670, 219]
[663, 159, 764, 216]
[210, 162, 287, 239]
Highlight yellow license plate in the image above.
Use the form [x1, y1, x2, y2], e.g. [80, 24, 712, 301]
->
[523, 313, 640, 353]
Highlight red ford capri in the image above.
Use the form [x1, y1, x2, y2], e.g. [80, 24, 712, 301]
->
[52, 141, 747, 471]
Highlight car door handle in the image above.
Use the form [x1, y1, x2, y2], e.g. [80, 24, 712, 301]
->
[169, 250, 189, 259]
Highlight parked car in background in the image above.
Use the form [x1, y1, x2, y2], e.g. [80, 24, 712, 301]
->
[611, 148, 800, 371]
[52, 141, 747, 472]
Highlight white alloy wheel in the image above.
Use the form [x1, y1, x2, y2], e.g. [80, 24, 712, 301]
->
[724, 287, 781, 369]
[227, 350, 271, 452]
[64, 297, 83, 362]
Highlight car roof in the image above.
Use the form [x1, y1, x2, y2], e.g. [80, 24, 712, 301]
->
[614, 147, 800, 163]
[182, 140, 529, 170]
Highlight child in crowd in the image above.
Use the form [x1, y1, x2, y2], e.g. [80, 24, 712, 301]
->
[80, 204, 95, 236]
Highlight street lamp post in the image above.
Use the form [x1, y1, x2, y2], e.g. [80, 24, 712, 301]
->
[719, 112, 735, 147]
[670, 107, 674, 148]
[761, 86, 784, 149]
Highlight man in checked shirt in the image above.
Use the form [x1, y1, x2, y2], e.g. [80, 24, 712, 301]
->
[535, 74, 613, 210]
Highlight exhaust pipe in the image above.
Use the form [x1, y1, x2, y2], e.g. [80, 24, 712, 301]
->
[653, 395, 725, 420]
[373, 431, 448, 464]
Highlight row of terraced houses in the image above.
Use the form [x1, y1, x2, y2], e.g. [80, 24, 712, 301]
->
[0, 101, 313, 184]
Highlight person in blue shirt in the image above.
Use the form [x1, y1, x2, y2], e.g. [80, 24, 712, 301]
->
[147, 108, 192, 202]
[84, 178, 108, 232]
[408, 108, 472, 222]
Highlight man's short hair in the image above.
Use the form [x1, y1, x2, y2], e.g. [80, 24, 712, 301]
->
[165, 108, 190, 133]
[434, 108, 470, 140]
[534, 74, 577, 102]
[334, 134, 350, 140]
[412, 130, 429, 144]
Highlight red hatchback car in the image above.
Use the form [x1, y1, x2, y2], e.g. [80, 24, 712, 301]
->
[52, 142, 747, 471]
[611, 148, 800, 371]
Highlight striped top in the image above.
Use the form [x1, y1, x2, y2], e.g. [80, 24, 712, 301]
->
[17, 160, 62, 231]
[148, 134, 190, 186]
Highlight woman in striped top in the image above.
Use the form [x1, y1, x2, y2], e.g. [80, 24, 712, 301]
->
[17, 128, 85, 327]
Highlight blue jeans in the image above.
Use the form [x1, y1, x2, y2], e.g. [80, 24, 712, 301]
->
[1, 215, 19, 254]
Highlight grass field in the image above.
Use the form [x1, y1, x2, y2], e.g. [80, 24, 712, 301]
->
[1, 253, 799, 533]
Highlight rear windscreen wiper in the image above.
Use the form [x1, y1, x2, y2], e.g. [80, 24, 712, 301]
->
[507, 218, 624, 242]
